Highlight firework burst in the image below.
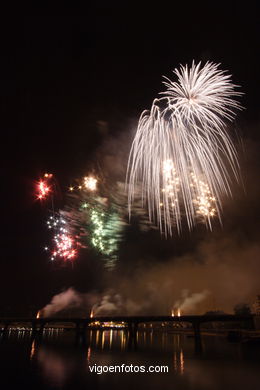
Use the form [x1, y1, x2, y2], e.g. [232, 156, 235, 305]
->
[84, 176, 98, 191]
[36, 173, 53, 200]
[62, 175, 128, 269]
[79, 198, 124, 268]
[45, 214, 78, 261]
[127, 62, 242, 236]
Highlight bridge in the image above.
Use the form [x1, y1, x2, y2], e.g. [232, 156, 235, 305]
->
[0, 314, 255, 349]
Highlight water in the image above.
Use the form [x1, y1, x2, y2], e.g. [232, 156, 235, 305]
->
[0, 328, 259, 390]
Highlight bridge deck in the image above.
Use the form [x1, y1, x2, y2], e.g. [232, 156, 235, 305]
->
[0, 314, 255, 324]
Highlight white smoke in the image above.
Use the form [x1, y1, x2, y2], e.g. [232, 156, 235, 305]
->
[92, 293, 146, 316]
[41, 288, 152, 318]
[93, 294, 120, 315]
[174, 289, 210, 312]
[41, 288, 83, 317]
[41, 287, 211, 318]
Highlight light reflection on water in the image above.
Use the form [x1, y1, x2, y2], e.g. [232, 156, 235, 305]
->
[1, 329, 260, 390]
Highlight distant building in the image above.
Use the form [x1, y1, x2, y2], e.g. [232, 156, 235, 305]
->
[252, 295, 260, 315]
[251, 295, 260, 329]
[201, 311, 227, 329]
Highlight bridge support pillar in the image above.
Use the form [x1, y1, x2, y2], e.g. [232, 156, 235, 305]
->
[193, 321, 202, 354]
[75, 321, 88, 346]
[127, 322, 138, 349]
[3, 323, 9, 333]
[31, 321, 45, 341]
[0, 322, 10, 340]
[38, 323, 45, 338]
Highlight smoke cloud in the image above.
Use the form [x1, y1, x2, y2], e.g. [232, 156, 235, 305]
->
[41, 230, 260, 317]
[174, 290, 210, 311]
[41, 288, 83, 317]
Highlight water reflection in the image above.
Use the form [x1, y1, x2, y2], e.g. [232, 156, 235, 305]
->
[1, 329, 259, 390]
[95, 330, 100, 345]
[120, 330, 126, 350]
[173, 349, 185, 374]
[101, 331, 105, 349]
[109, 330, 113, 349]
[30, 339, 36, 360]
[87, 346, 91, 364]
[37, 347, 74, 387]
[88, 330, 127, 351]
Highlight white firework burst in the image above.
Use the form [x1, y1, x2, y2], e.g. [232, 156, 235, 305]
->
[127, 61, 242, 236]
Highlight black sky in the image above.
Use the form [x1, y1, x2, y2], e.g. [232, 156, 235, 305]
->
[1, 6, 259, 314]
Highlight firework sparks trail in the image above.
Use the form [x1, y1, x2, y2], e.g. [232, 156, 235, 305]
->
[36, 173, 53, 200]
[190, 172, 216, 224]
[53, 233, 77, 260]
[45, 214, 78, 261]
[127, 62, 242, 236]
[35, 173, 83, 262]
[82, 200, 123, 268]
[63, 178, 126, 269]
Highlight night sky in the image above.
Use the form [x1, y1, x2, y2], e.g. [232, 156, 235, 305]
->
[1, 6, 259, 315]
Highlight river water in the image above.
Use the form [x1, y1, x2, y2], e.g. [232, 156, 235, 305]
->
[0, 328, 259, 390]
